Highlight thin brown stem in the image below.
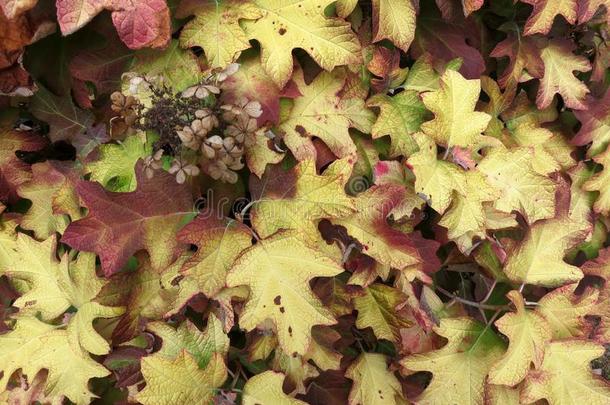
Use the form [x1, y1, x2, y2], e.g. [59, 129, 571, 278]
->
[435, 286, 508, 311]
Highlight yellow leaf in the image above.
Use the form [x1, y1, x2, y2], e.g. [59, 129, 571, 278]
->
[178, 213, 253, 297]
[250, 159, 355, 242]
[242, 371, 307, 405]
[346, 353, 404, 405]
[137, 351, 227, 405]
[478, 147, 557, 224]
[280, 68, 374, 161]
[523, 0, 577, 35]
[3, 234, 69, 320]
[488, 291, 552, 386]
[226, 231, 343, 355]
[0, 212, 18, 274]
[401, 318, 506, 405]
[502, 205, 589, 286]
[583, 144, 610, 215]
[521, 340, 610, 404]
[536, 283, 600, 339]
[4, 235, 121, 328]
[367, 90, 429, 157]
[372, 0, 417, 51]
[420, 69, 491, 149]
[408, 134, 500, 251]
[178, 0, 262, 68]
[146, 314, 229, 368]
[354, 283, 411, 344]
[536, 39, 591, 110]
[485, 384, 521, 405]
[0, 316, 110, 405]
[243, 0, 361, 87]
[16, 162, 80, 239]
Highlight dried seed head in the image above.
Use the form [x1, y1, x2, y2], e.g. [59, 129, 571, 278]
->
[182, 84, 220, 99]
[169, 159, 200, 184]
[216, 63, 240, 82]
[207, 135, 224, 149]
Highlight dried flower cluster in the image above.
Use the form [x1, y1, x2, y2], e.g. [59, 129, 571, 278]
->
[110, 64, 263, 184]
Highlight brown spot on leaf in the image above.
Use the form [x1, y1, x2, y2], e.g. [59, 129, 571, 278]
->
[279, 28, 286, 35]
[274, 295, 282, 305]
[280, 306, 285, 313]
[171, 275, 184, 286]
[295, 125, 307, 137]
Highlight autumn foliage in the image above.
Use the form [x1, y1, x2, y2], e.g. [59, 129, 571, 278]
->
[2, 0, 610, 404]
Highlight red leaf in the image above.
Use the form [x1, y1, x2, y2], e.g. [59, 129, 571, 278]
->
[61, 162, 193, 276]
[56, 0, 170, 49]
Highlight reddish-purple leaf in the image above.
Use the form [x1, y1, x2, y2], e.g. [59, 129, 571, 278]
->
[61, 162, 193, 276]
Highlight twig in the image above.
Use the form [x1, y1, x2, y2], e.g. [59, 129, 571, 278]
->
[435, 286, 507, 311]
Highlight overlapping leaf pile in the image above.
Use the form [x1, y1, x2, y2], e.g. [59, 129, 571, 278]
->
[1, 0, 610, 404]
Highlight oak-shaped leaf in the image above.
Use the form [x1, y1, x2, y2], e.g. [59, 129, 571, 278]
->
[501, 182, 591, 287]
[242, 0, 362, 88]
[573, 90, 610, 157]
[271, 347, 319, 394]
[536, 283, 602, 339]
[371, 0, 417, 52]
[488, 291, 552, 386]
[401, 318, 506, 405]
[279, 68, 374, 161]
[84, 134, 153, 192]
[2, 234, 123, 328]
[490, 30, 544, 90]
[0, 316, 111, 405]
[367, 89, 430, 158]
[176, 0, 262, 69]
[367, 46, 409, 93]
[478, 146, 557, 224]
[522, 0, 578, 35]
[408, 134, 505, 252]
[536, 39, 591, 110]
[68, 33, 133, 96]
[0, 244, 123, 404]
[0, 109, 47, 203]
[582, 246, 610, 282]
[56, 0, 170, 49]
[346, 352, 405, 405]
[177, 210, 252, 298]
[136, 351, 227, 405]
[249, 158, 355, 242]
[420, 69, 492, 150]
[242, 371, 307, 405]
[583, 144, 610, 215]
[17, 161, 80, 239]
[136, 314, 229, 404]
[147, 314, 229, 369]
[61, 161, 194, 276]
[521, 340, 610, 404]
[29, 83, 94, 143]
[353, 283, 413, 344]
[128, 40, 204, 93]
[333, 183, 440, 274]
[412, 7, 485, 79]
[226, 231, 343, 356]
